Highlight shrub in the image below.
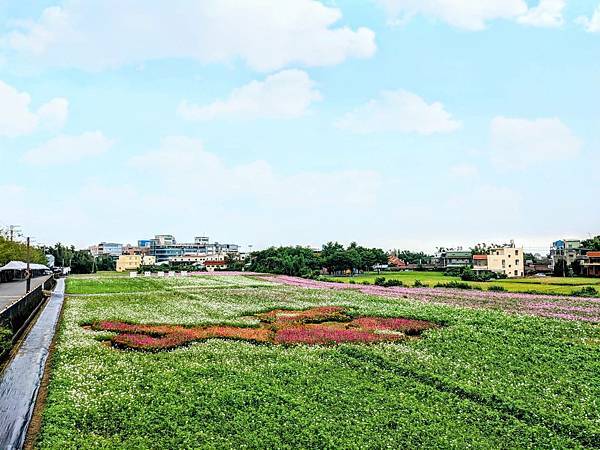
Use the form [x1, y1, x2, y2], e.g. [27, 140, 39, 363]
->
[488, 285, 507, 292]
[572, 286, 598, 297]
[384, 279, 403, 287]
[374, 277, 387, 286]
[435, 281, 472, 290]
[0, 326, 13, 357]
[461, 267, 497, 282]
[444, 267, 462, 277]
[361, 281, 371, 285]
[413, 280, 426, 288]
[349, 280, 356, 284]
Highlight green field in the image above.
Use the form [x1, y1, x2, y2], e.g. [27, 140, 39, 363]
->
[324, 271, 600, 296]
[34, 274, 600, 448]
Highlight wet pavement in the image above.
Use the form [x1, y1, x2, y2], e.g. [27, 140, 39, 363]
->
[0, 278, 64, 450]
[0, 276, 51, 312]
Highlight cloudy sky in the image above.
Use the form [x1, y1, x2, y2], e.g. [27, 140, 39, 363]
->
[0, 0, 599, 253]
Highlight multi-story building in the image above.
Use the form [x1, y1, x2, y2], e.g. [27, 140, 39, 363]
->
[89, 242, 123, 258]
[473, 242, 524, 278]
[549, 239, 588, 271]
[116, 254, 156, 272]
[141, 234, 240, 262]
[581, 251, 600, 277]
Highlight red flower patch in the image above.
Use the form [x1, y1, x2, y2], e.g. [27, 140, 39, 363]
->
[88, 307, 436, 351]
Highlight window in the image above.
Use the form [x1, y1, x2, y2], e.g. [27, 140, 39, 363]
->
[515, 250, 519, 255]
[515, 259, 519, 265]
[514, 270, 518, 276]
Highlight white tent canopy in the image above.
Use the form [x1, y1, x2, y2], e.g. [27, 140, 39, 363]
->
[0, 261, 49, 271]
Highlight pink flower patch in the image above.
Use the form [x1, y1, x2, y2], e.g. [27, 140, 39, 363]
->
[88, 307, 436, 351]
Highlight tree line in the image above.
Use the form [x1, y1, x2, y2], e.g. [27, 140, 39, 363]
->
[0, 229, 47, 266]
[248, 242, 388, 277]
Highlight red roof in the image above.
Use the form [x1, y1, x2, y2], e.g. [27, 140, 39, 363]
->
[204, 260, 226, 266]
[388, 255, 407, 267]
[473, 254, 488, 260]
[588, 251, 600, 258]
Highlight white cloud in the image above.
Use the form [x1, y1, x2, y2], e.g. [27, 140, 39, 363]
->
[2, 0, 376, 71]
[129, 136, 381, 209]
[490, 117, 582, 169]
[375, 0, 528, 30]
[577, 4, 600, 32]
[517, 0, 566, 27]
[335, 90, 461, 135]
[449, 163, 479, 178]
[22, 131, 114, 165]
[0, 80, 68, 137]
[375, 0, 566, 30]
[178, 70, 321, 121]
[36, 97, 69, 130]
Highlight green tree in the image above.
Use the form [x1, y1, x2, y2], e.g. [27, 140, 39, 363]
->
[47, 243, 76, 267]
[70, 250, 95, 274]
[553, 259, 570, 277]
[582, 235, 600, 251]
[0, 235, 47, 266]
[225, 253, 246, 271]
[391, 250, 432, 265]
[95, 254, 116, 271]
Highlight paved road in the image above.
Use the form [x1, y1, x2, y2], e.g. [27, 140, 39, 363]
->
[0, 278, 64, 450]
[0, 276, 51, 312]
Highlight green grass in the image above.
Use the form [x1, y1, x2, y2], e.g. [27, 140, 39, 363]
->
[325, 271, 600, 296]
[69, 271, 132, 279]
[35, 275, 600, 448]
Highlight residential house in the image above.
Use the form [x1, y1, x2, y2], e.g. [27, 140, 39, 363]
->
[483, 243, 524, 278]
[581, 251, 600, 277]
[432, 250, 472, 269]
[388, 255, 407, 269]
[204, 260, 227, 272]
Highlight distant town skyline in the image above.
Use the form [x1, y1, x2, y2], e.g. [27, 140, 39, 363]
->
[1, 1, 599, 252]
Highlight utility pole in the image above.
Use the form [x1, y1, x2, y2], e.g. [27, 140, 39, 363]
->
[26, 237, 31, 293]
[9, 225, 21, 242]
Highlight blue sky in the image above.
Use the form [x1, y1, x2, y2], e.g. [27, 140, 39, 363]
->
[0, 0, 599, 253]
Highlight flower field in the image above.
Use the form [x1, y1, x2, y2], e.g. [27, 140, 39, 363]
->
[35, 274, 600, 448]
[89, 306, 436, 350]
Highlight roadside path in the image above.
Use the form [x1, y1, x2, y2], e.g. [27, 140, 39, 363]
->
[0, 278, 64, 450]
[0, 276, 51, 312]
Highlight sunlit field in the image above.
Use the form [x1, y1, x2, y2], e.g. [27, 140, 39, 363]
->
[325, 271, 600, 296]
[34, 274, 600, 448]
